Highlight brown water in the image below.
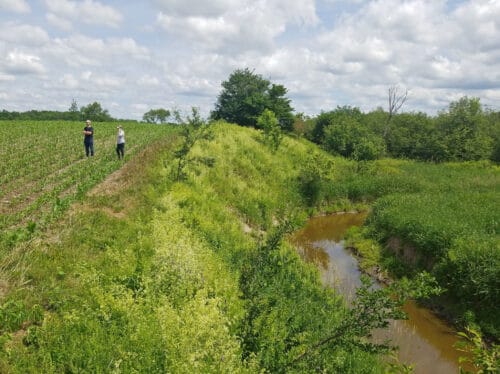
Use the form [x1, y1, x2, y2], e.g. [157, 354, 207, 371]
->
[291, 213, 473, 374]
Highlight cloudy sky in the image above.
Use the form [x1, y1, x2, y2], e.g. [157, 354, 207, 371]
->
[1, 0, 499, 120]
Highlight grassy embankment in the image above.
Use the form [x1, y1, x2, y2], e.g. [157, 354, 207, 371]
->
[1, 121, 388, 372]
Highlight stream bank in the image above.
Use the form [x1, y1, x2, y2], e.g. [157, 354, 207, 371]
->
[291, 212, 474, 374]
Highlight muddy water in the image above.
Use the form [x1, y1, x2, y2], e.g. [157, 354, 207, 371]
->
[291, 213, 473, 374]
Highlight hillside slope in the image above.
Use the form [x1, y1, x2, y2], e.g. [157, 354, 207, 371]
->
[1, 123, 388, 373]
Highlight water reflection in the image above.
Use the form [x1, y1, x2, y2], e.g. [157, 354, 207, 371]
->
[291, 213, 471, 374]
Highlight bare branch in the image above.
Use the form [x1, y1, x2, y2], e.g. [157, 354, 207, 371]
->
[384, 85, 409, 138]
[388, 85, 408, 117]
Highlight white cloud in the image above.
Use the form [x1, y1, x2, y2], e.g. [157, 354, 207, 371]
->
[452, 0, 500, 52]
[60, 73, 79, 89]
[156, 0, 318, 53]
[46, 13, 73, 31]
[132, 103, 149, 111]
[42, 35, 150, 71]
[44, 0, 123, 29]
[154, 0, 237, 17]
[137, 75, 160, 86]
[0, 73, 16, 81]
[79, 70, 123, 91]
[3, 50, 46, 75]
[289, 0, 500, 113]
[0, 0, 30, 13]
[0, 22, 50, 46]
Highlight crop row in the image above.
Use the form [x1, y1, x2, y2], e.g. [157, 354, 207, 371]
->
[0, 120, 174, 249]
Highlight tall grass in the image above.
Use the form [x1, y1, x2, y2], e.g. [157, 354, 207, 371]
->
[336, 159, 500, 338]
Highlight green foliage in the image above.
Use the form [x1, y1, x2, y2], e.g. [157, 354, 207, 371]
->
[211, 68, 294, 130]
[308, 96, 498, 162]
[343, 160, 500, 337]
[457, 326, 499, 373]
[315, 107, 386, 160]
[434, 236, 500, 337]
[257, 109, 282, 152]
[80, 101, 113, 122]
[238, 221, 391, 373]
[312, 106, 363, 144]
[67, 99, 80, 120]
[288, 271, 441, 371]
[297, 152, 335, 207]
[291, 112, 315, 138]
[142, 108, 171, 124]
[0, 108, 86, 121]
[436, 97, 493, 161]
[0, 128, 250, 372]
[172, 108, 213, 181]
[384, 112, 439, 160]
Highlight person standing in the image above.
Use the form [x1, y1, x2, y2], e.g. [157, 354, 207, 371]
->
[116, 125, 125, 159]
[83, 119, 94, 157]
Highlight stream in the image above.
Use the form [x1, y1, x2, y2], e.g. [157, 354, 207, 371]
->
[291, 212, 473, 374]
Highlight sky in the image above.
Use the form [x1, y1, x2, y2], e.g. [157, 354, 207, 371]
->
[1, 0, 499, 120]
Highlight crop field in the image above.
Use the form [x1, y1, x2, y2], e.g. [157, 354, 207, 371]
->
[0, 120, 174, 249]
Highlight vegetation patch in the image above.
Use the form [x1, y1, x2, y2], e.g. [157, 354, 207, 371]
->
[0, 119, 496, 371]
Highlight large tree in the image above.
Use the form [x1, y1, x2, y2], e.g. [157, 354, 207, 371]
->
[211, 68, 294, 130]
[80, 102, 112, 122]
[436, 96, 493, 161]
[143, 108, 171, 124]
[311, 106, 363, 144]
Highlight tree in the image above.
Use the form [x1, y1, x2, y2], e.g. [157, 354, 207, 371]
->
[69, 99, 79, 113]
[211, 68, 294, 130]
[323, 116, 385, 161]
[436, 97, 493, 161]
[68, 99, 80, 121]
[80, 102, 112, 122]
[292, 113, 314, 138]
[257, 109, 282, 152]
[384, 85, 408, 139]
[173, 108, 213, 181]
[143, 108, 171, 124]
[311, 106, 363, 144]
[384, 112, 438, 160]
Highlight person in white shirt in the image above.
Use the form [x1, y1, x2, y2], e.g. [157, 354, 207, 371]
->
[116, 125, 125, 159]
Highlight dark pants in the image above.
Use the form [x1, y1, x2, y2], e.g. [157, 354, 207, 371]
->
[116, 143, 125, 159]
[84, 142, 94, 157]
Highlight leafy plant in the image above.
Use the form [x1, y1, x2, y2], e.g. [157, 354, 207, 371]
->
[172, 108, 213, 181]
[297, 152, 334, 207]
[457, 326, 499, 373]
[257, 109, 283, 152]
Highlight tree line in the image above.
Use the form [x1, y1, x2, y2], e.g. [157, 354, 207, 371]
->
[210, 69, 499, 163]
[0, 100, 115, 122]
[304, 98, 499, 163]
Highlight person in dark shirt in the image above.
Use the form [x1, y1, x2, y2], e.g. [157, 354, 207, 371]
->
[83, 119, 94, 157]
